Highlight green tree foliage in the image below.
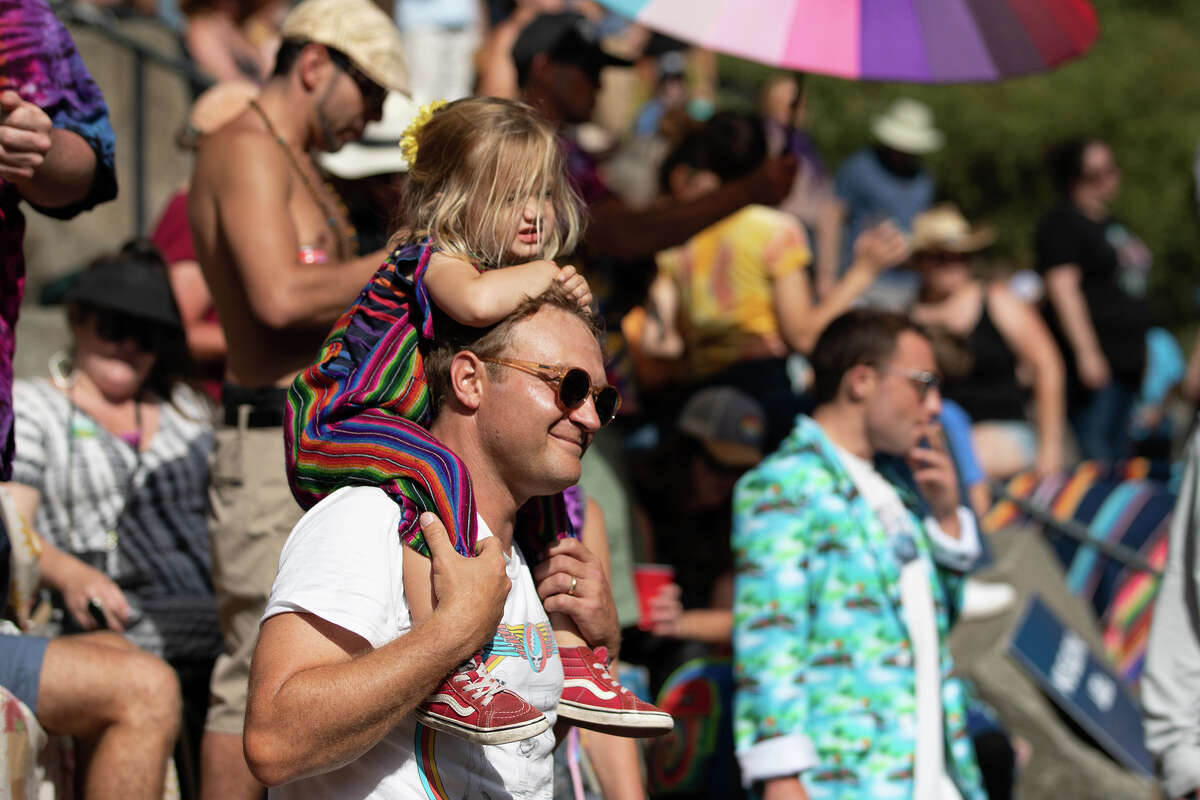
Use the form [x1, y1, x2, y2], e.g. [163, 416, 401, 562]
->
[718, 0, 1200, 324]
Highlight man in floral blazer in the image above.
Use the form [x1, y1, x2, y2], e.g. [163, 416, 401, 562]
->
[732, 310, 986, 800]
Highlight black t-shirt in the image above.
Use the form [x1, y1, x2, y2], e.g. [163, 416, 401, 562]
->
[1035, 204, 1151, 387]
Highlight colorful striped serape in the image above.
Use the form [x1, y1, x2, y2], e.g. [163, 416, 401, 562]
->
[285, 241, 579, 558]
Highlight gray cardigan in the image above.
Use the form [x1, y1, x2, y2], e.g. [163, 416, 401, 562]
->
[1142, 419, 1200, 799]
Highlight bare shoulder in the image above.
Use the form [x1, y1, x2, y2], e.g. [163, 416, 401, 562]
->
[987, 279, 1040, 333]
[986, 279, 1025, 316]
[193, 117, 287, 190]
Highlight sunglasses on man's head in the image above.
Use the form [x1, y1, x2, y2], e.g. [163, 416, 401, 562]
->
[326, 48, 387, 110]
[91, 308, 166, 352]
[480, 357, 621, 426]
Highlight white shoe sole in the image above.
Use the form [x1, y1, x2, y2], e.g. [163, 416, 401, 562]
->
[556, 701, 674, 737]
[413, 709, 550, 745]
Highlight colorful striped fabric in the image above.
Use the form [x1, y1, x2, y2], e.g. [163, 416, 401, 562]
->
[985, 459, 1177, 683]
[285, 242, 579, 558]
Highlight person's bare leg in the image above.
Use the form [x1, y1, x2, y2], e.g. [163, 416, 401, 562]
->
[35, 632, 181, 800]
[200, 730, 263, 800]
[402, 546, 435, 624]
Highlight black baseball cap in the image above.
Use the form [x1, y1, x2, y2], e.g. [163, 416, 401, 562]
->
[512, 12, 632, 83]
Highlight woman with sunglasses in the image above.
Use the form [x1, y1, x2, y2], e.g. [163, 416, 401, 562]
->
[1036, 139, 1153, 462]
[2, 242, 222, 779]
[909, 205, 1066, 481]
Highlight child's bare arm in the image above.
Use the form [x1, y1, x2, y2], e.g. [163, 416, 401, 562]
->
[423, 252, 570, 327]
[402, 544, 435, 625]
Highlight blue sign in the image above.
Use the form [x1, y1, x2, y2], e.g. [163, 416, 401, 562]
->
[1008, 595, 1153, 775]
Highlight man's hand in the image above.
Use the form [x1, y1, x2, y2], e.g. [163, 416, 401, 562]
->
[533, 537, 620, 655]
[0, 90, 53, 181]
[422, 513, 509, 650]
[906, 423, 961, 533]
[745, 154, 798, 207]
[763, 776, 809, 800]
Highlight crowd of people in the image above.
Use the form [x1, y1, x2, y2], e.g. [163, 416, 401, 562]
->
[3, 1, 1200, 799]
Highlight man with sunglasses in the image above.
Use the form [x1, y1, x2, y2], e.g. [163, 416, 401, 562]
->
[187, 0, 411, 796]
[732, 309, 987, 800]
[244, 288, 625, 797]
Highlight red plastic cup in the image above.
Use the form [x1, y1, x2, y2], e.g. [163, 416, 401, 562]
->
[633, 563, 675, 631]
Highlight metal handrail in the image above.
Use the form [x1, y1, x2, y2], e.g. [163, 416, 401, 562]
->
[50, 1, 214, 234]
[1002, 492, 1163, 577]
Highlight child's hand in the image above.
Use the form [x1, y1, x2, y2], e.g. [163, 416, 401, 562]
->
[555, 265, 593, 310]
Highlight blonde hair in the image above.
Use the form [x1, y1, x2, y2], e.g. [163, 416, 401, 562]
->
[394, 97, 585, 268]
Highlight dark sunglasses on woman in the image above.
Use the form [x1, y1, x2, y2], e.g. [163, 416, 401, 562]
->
[480, 357, 621, 426]
[91, 308, 167, 353]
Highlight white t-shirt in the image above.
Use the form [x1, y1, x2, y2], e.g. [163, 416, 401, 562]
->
[263, 486, 564, 800]
[836, 446, 969, 800]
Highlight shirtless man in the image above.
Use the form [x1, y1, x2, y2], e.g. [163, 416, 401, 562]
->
[187, 0, 408, 796]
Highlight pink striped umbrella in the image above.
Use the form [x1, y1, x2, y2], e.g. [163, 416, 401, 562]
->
[598, 0, 1099, 82]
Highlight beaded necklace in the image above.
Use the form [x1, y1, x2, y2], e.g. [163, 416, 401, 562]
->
[248, 99, 357, 260]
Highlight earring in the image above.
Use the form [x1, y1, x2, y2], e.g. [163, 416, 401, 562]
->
[48, 350, 76, 390]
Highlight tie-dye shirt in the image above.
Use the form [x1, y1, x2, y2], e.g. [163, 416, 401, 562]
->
[0, 0, 117, 479]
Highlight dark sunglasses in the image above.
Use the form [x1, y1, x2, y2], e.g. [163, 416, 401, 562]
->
[326, 48, 387, 110]
[879, 364, 941, 400]
[481, 357, 621, 426]
[91, 308, 166, 352]
[918, 250, 968, 265]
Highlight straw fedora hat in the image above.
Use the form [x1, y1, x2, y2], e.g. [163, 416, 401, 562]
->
[870, 98, 944, 155]
[281, 0, 409, 94]
[912, 204, 995, 254]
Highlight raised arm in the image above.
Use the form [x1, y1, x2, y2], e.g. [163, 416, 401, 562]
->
[986, 281, 1066, 476]
[584, 156, 798, 261]
[774, 220, 910, 355]
[204, 134, 386, 332]
[421, 252, 568, 327]
[640, 272, 684, 360]
[243, 514, 509, 786]
[0, 90, 98, 209]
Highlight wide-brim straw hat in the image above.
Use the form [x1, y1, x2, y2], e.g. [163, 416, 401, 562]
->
[912, 204, 995, 254]
[281, 0, 409, 94]
[871, 98, 944, 155]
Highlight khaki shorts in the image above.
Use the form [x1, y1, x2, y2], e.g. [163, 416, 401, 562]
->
[205, 414, 304, 735]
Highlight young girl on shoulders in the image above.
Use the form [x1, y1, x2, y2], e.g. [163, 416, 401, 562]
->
[285, 97, 671, 744]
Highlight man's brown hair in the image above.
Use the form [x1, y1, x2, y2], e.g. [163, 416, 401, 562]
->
[423, 286, 601, 418]
[809, 309, 927, 407]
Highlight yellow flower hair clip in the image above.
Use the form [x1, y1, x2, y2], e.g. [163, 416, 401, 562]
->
[399, 99, 448, 167]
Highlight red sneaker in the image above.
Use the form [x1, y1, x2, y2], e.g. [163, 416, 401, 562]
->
[414, 656, 550, 745]
[556, 646, 674, 737]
